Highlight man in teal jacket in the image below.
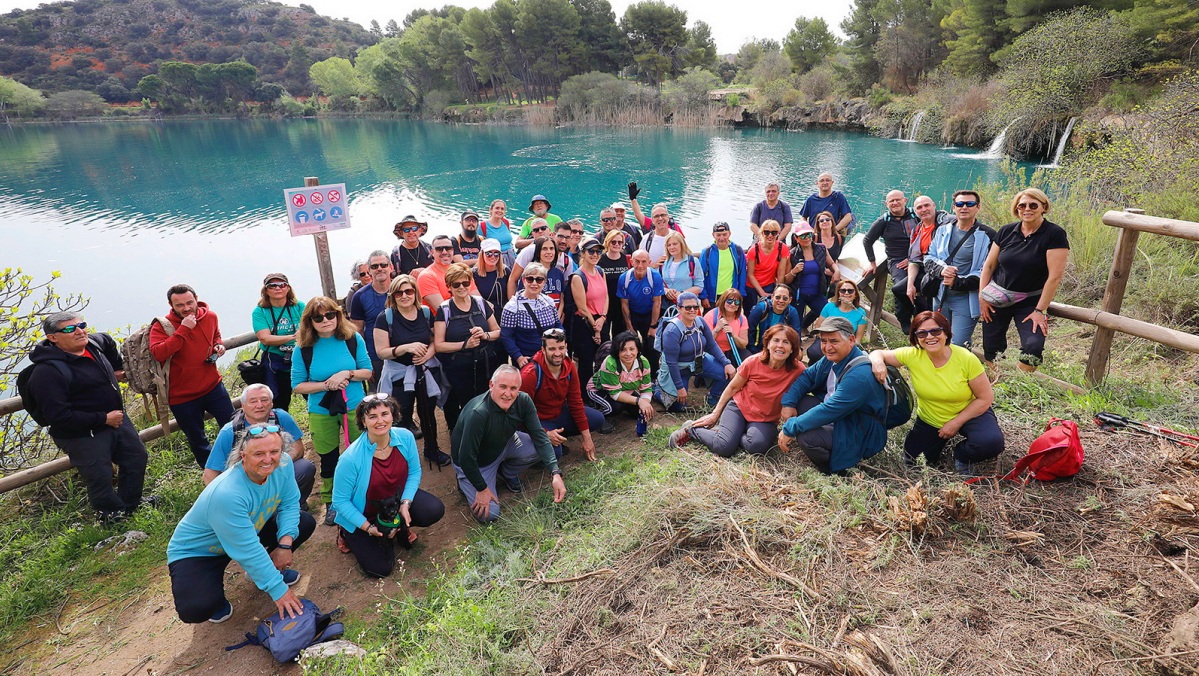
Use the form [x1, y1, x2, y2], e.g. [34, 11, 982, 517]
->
[167, 429, 315, 624]
[778, 317, 887, 474]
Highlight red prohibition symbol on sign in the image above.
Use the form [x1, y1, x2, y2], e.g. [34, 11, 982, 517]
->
[310, 191, 324, 205]
[327, 190, 341, 203]
[291, 194, 306, 207]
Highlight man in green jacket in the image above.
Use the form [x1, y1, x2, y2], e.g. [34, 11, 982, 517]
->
[451, 364, 566, 522]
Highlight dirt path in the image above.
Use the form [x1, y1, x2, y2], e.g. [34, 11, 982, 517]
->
[15, 415, 646, 675]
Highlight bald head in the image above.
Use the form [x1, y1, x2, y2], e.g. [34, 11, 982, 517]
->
[913, 195, 935, 222]
[886, 190, 908, 216]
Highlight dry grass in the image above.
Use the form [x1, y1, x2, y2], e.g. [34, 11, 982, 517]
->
[513, 415, 1199, 675]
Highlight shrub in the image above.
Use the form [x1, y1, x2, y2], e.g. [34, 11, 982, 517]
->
[799, 66, 835, 102]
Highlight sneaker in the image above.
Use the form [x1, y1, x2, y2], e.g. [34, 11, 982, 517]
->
[281, 569, 301, 586]
[323, 507, 337, 527]
[954, 459, 974, 477]
[668, 421, 695, 449]
[208, 600, 234, 624]
[598, 420, 615, 435]
[138, 495, 161, 509]
[501, 475, 523, 494]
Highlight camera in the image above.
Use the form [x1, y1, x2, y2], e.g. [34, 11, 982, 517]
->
[373, 494, 412, 549]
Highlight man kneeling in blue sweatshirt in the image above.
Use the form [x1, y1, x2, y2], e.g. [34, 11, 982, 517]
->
[167, 428, 316, 625]
[777, 317, 887, 474]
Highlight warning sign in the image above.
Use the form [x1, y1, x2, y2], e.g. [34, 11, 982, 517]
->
[284, 183, 351, 237]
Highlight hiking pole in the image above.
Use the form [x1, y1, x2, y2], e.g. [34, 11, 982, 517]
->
[1095, 412, 1199, 448]
[725, 327, 742, 367]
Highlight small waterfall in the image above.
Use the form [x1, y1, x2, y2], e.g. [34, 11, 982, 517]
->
[980, 117, 1021, 159]
[1039, 116, 1078, 168]
[905, 110, 926, 142]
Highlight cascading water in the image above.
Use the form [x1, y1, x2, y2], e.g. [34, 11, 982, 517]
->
[1039, 116, 1078, 168]
[902, 110, 926, 142]
[978, 117, 1021, 159]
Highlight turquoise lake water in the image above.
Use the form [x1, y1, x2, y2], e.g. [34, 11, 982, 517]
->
[0, 119, 1027, 336]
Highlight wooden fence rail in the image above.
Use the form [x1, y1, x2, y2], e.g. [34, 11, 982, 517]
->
[0, 331, 258, 494]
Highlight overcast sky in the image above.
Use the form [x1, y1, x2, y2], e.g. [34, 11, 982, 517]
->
[0, 0, 853, 53]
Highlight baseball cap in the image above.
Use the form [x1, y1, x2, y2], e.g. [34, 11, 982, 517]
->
[480, 238, 501, 253]
[810, 317, 855, 335]
[611, 202, 628, 211]
[712, 221, 730, 233]
[461, 210, 479, 220]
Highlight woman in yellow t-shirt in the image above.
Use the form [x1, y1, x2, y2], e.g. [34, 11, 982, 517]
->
[868, 311, 1004, 474]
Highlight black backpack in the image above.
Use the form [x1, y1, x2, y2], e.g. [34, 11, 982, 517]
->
[16, 360, 73, 427]
[843, 355, 914, 429]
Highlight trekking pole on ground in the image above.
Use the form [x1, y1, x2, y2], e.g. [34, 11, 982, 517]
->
[1095, 412, 1199, 448]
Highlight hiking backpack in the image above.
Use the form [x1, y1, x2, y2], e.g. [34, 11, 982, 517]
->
[225, 598, 344, 663]
[843, 355, 914, 429]
[121, 317, 174, 396]
[1002, 418, 1084, 482]
[16, 360, 73, 427]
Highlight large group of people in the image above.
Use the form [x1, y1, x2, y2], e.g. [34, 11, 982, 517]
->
[21, 176, 1070, 630]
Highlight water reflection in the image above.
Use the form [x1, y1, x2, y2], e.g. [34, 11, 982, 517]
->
[0, 120, 1024, 336]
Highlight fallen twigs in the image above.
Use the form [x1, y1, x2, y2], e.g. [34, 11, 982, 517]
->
[728, 515, 822, 600]
[514, 568, 616, 585]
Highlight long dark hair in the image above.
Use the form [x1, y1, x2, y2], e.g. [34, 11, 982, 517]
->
[610, 331, 642, 363]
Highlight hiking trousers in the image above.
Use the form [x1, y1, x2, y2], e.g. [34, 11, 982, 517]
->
[54, 416, 147, 515]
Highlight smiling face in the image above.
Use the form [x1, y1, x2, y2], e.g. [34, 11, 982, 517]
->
[913, 317, 948, 352]
[394, 282, 418, 308]
[490, 201, 507, 219]
[242, 387, 273, 423]
[489, 369, 522, 410]
[362, 402, 395, 438]
[542, 337, 567, 368]
[368, 255, 392, 285]
[765, 185, 780, 203]
[241, 434, 282, 485]
[886, 191, 907, 217]
[399, 223, 422, 244]
[432, 237, 454, 265]
[265, 279, 289, 301]
[651, 207, 670, 231]
[539, 241, 558, 265]
[771, 287, 792, 313]
[818, 330, 855, 362]
[600, 210, 618, 231]
[618, 339, 639, 364]
[765, 332, 793, 363]
[816, 174, 833, 196]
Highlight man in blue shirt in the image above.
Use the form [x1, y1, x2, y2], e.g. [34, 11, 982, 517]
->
[750, 182, 794, 241]
[617, 250, 665, 373]
[202, 383, 315, 509]
[167, 429, 315, 625]
[799, 173, 855, 237]
[349, 249, 393, 388]
[778, 317, 887, 474]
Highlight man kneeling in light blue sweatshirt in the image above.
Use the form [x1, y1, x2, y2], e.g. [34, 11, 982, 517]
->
[167, 427, 316, 625]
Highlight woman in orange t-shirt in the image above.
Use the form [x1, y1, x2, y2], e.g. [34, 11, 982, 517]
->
[745, 219, 790, 310]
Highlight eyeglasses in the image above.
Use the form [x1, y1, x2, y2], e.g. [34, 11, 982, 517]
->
[395, 288, 416, 297]
[433, 245, 454, 252]
[601, 217, 615, 222]
[483, 251, 500, 257]
[652, 213, 669, 219]
[914, 327, 945, 338]
[542, 328, 566, 340]
[680, 305, 700, 311]
[400, 226, 419, 233]
[762, 230, 779, 237]
[370, 262, 390, 270]
[1016, 202, 1042, 211]
[362, 392, 391, 403]
[266, 282, 289, 289]
[524, 276, 546, 284]
[838, 288, 856, 295]
[52, 321, 87, 334]
[449, 280, 472, 289]
[954, 200, 979, 208]
[246, 424, 281, 436]
[314, 311, 339, 322]
[724, 299, 741, 306]
[531, 226, 548, 233]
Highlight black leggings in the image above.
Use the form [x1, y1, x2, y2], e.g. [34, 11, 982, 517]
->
[339, 489, 445, 578]
[904, 409, 1004, 464]
[570, 313, 601, 401]
[981, 297, 1045, 366]
[440, 354, 491, 433]
[398, 371, 440, 455]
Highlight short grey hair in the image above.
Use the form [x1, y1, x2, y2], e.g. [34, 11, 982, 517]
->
[600, 207, 616, 218]
[349, 259, 366, 280]
[765, 182, 780, 191]
[491, 364, 521, 383]
[367, 249, 389, 263]
[42, 311, 83, 336]
[227, 429, 295, 470]
[529, 217, 548, 230]
[240, 383, 273, 404]
[651, 203, 669, 216]
[523, 262, 548, 278]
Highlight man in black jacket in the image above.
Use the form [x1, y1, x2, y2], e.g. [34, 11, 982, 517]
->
[863, 190, 922, 333]
[26, 312, 149, 521]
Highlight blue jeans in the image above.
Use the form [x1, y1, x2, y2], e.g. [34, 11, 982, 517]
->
[678, 354, 731, 407]
[170, 382, 236, 468]
[904, 408, 1004, 464]
[539, 401, 606, 457]
[453, 432, 540, 523]
[937, 291, 977, 348]
[262, 351, 295, 412]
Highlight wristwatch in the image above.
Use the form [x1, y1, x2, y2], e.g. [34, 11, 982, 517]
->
[550, 469, 563, 477]
[276, 543, 293, 550]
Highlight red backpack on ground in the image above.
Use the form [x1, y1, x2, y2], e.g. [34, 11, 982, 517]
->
[1003, 418, 1085, 482]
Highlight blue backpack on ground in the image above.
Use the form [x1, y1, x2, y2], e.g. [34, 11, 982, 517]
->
[225, 599, 344, 663]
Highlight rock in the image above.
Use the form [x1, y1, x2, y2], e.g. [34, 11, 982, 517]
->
[1161, 602, 1199, 654]
[94, 530, 148, 554]
[300, 640, 367, 661]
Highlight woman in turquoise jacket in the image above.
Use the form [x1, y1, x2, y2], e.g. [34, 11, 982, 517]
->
[331, 394, 445, 578]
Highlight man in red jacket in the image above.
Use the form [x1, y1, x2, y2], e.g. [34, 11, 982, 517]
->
[149, 284, 235, 467]
[519, 328, 611, 462]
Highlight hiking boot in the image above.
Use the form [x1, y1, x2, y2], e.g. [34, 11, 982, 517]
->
[323, 507, 337, 527]
[400, 420, 423, 440]
[281, 569, 301, 586]
[425, 449, 451, 469]
[598, 420, 615, 435]
[954, 459, 975, 477]
[668, 421, 695, 449]
[208, 600, 234, 624]
[501, 475, 523, 494]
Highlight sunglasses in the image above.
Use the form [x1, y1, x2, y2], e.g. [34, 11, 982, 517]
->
[724, 299, 741, 306]
[914, 327, 945, 338]
[394, 288, 416, 297]
[762, 230, 779, 236]
[314, 311, 340, 322]
[798, 234, 814, 239]
[362, 392, 391, 403]
[680, 305, 701, 311]
[358, 271, 370, 278]
[601, 217, 615, 222]
[584, 247, 602, 255]
[524, 276, 546, 284]
[571, 229, 584, 235]
[433, 245, 454, 252]
[246, 424, 281, 436]
[449, 280, 472, 289]
[817, 218, 832, 223]
[483, 251, 500, 257]
[400, 226, 419, 233]
[266, 282, 289, 289]
[542, 328, 566, 340]
[370, 262, 390, 270]
[954, 200, 979, 208]
[839, 288, 856, 295]
[531, 226, 548, 233]
[1017, 202, 1043, 211]
[52, 321, 88, 334]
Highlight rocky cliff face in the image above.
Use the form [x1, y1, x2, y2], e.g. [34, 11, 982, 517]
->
[732, 99, 878, 130]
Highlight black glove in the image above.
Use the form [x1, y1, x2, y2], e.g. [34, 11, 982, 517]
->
[628, 182, 640, 201]
[953, 275, 980, 292]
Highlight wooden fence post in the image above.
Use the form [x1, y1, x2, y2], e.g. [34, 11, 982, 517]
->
[306, 176, 338, 301]
[1085, 207, 1143, 385]
[865, 267, 890, 344]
